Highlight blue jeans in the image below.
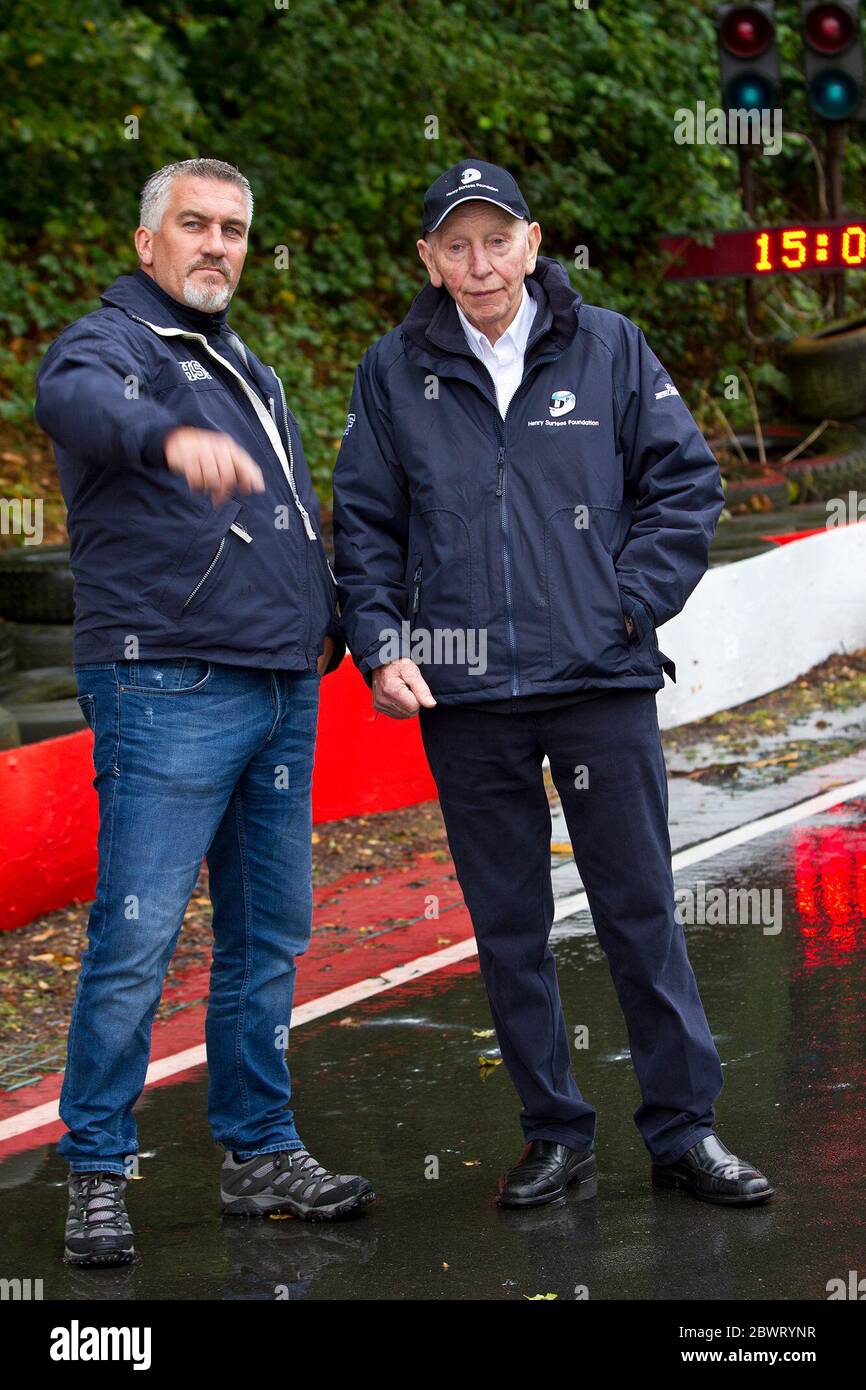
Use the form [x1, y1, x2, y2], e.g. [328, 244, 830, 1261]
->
[59, 658, 320, 1175]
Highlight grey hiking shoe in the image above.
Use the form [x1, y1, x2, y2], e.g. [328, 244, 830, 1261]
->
[220, 1148, 374, 1221]
[64, 1171, 135, 1267]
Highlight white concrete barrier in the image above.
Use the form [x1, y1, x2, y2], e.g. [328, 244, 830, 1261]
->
[656, 523, 866, 729]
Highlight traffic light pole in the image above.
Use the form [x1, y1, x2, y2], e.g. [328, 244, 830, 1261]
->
[738, 146, 761, 337]
[827, 122, 847, 318]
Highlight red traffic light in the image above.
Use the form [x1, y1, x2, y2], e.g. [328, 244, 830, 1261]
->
[720, 5, 774, 57]
[804, 3, 856, 54]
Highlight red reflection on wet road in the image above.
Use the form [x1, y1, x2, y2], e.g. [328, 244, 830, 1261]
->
[793, 810, 866, 967]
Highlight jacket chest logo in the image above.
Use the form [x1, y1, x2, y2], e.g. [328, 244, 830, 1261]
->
[526, 388, 599, 428]
[179, 359, 212, 382]
[549, 389, 575, 417]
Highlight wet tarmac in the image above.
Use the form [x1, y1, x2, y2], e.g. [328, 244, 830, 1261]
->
[1, 783, 864, 1301]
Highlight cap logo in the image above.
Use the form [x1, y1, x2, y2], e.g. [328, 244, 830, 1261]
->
[460, 168, 482, 185]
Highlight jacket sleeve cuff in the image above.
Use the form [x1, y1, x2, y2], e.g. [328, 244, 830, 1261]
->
[140, 418, 174, 470]
[322, 618, 346, 675]
[355, 635, 394, 685]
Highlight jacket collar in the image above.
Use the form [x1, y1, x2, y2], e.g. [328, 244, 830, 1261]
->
[100, 271, 285, 417]
[100, 268, 231, 336]
[401, 254, 581, 362]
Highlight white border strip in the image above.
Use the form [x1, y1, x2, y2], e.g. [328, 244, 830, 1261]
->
[2, 775, 865, 1145]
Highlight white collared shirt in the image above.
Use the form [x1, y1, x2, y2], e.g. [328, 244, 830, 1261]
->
[456, 284, 537, 418]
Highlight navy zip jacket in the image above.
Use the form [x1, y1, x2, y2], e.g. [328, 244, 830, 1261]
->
[35, 268, 342, 674]
[332, 255, 724, 704]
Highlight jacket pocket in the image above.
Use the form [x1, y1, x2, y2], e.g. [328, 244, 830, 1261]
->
[405, 511, 480, 688]
[151, 501, 244, 621]
[544, 505, 632, 676]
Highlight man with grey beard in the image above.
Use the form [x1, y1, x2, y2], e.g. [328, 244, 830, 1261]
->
[35, 158, 373, 1266]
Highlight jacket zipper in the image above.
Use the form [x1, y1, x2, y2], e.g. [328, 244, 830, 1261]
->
[125, 312, 317, 541]
[269, 384, 338, 612]
[490, 350, 564, 698]
[411, 559, 423, 616]
[269, 387, 337, 597]
[268, 370, 317, 540]
[182, 536, 226, 611]
[494, 441, 518, 696]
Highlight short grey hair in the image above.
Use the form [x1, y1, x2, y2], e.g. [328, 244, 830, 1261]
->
[139, 159, 254, 232]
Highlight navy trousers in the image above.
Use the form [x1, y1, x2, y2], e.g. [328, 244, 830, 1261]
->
[419, 689, 724, 1165]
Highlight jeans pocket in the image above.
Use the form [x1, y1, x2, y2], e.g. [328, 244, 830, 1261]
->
[116, 659, 213, 693]
[75, 693, 95, 730]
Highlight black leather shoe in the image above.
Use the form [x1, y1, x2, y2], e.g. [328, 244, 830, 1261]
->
[651, 1133, 774, 1206]
[497, 1140, 597, 1209]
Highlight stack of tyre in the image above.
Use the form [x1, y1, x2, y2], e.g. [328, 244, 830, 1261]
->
[0, 546, 84, 749]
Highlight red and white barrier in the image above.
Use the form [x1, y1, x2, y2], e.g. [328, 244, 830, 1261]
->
[2, 522, 863, 931]
[657, 521, 866, 729]
[0, 660, 435, 932]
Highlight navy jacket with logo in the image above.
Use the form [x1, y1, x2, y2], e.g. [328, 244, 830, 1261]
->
[34, 270, 342, 673]
[332, 255, 724, 703]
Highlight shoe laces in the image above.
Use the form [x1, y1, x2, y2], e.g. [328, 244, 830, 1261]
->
[273, 1149, 330, 1180]
[73, 1172, 126, 1227]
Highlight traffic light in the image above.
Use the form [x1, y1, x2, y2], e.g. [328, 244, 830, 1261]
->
[716, 3, 782, 116]
[801, 2, 865, 120]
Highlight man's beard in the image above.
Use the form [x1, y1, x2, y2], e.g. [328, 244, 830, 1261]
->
[182, 268, 234, 312]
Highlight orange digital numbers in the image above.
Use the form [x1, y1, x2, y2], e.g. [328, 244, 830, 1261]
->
[752, 224, 866, 273]
[660, 221, 866, 282]
[841, 225, 866, 265]
[754, 232, 772, 271]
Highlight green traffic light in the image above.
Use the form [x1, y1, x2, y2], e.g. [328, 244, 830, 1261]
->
[726, 73, 776, 110]
[810, 69, 860, 118]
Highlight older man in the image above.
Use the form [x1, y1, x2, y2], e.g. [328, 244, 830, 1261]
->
[35, 158, 373, 1267]
[333, 160, 773, 1210]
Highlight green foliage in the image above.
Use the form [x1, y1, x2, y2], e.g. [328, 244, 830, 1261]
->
[3, 0, 865, 496]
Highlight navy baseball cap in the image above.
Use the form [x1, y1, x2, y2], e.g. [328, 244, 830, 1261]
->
[422, 159, 531, 234]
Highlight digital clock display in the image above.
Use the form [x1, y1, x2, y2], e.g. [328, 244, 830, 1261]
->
[658, 221, 866, 281]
